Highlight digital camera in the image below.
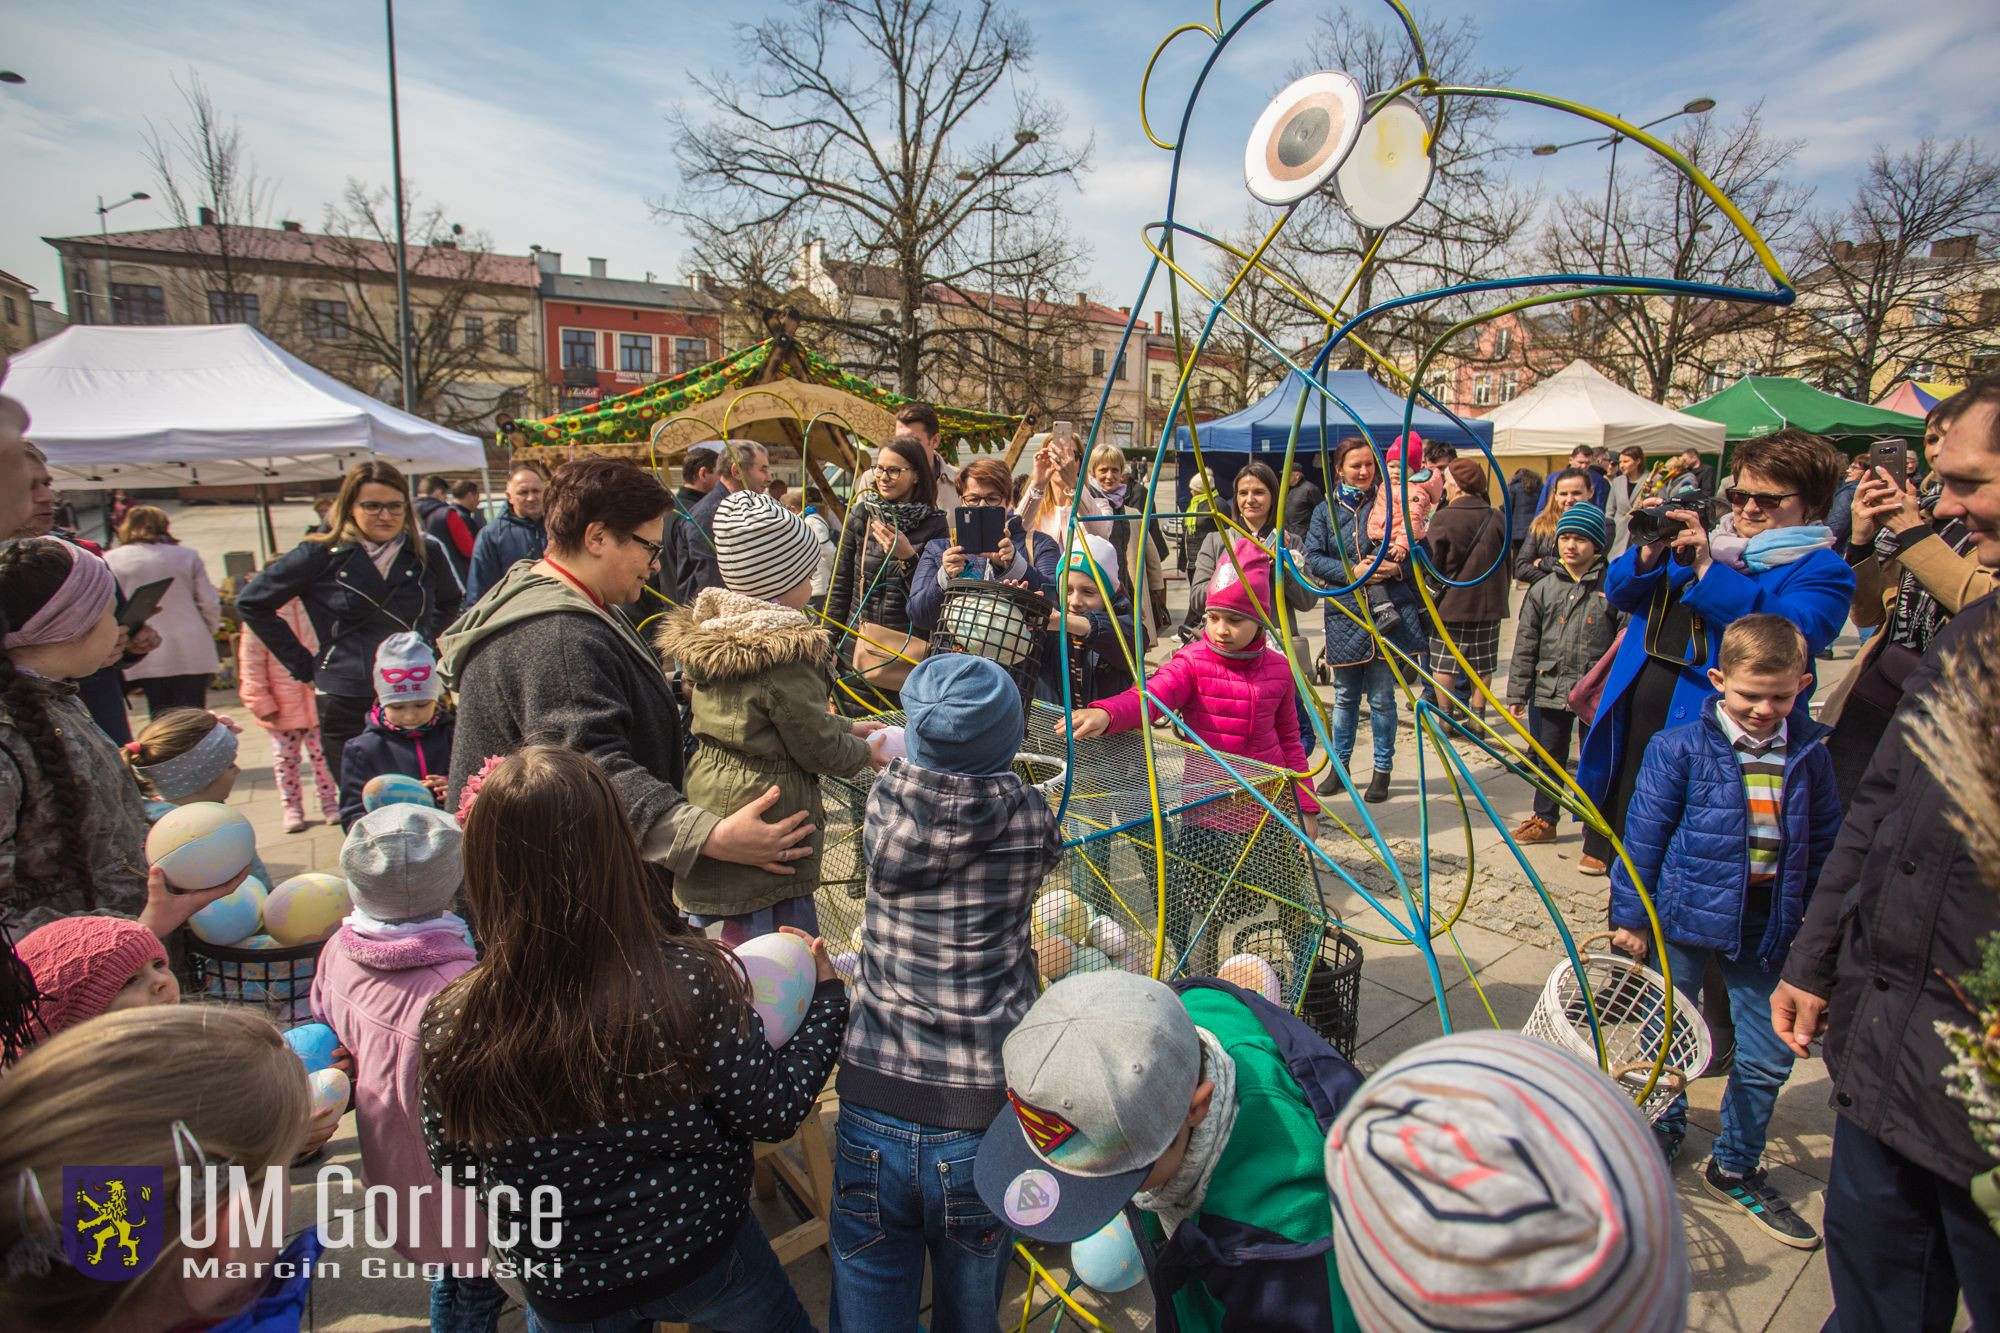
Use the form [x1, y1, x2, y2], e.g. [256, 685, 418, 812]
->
[1626, 494, 1720, 547]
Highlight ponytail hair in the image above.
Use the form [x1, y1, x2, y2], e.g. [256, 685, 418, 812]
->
[123, 708, 224, 799]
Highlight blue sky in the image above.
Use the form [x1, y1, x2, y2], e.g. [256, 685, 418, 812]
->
[4, 0, 1996, 324]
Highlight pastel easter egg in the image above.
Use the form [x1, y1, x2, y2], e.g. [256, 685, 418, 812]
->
[1087, 916, 1128, 959]
[145, 802, 257, 892]
[308, 1067, 351, 1121]
[1218, 952, 1282, 1005]
[263, 873, 353, 947]
[362, 773, 436, 812]
[830, 951, 861, 985]
[1072, 1212, 1145, 1292]
[1068, 944, 1113, 974]
[188, 876, 268, 946]
[283, 1021, 341, 1074]
[1034, 933, 1075, 982]
[731, 932, 818, 1048]
[1032, 889, 1089, 944]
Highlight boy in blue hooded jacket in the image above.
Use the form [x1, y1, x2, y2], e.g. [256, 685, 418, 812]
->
[1609, 612, 1842, 1251]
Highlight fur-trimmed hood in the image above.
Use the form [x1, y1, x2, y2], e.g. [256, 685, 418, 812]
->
[655, 587, 829, 682]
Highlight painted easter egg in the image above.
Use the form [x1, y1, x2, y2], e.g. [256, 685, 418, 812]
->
[1068, 944, 1113, 975]
[1072, 1213, 1145, 1292]
[308, 1067, 351, 1121]
[830, 950, 861, 985]
[145, 802, 257, 892]
[263, 873, 352, 947]
[732, 932, 818, 1048]
[1034, 933, 1075, 982]
[283, 1022, 340, 1074]
[1032, 889, 1089, 944]
[188, 876, 268, 946]
[1087, 916, 1128, 959]
[362, 773, 436, 812]
[1218, 953, 1283, 1005]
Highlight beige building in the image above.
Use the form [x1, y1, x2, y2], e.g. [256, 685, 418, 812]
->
[0, 268, 37, 354]
[43, 222, 544, 433]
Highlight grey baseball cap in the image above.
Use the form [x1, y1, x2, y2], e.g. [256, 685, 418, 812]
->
[974, 971, 1201, 1242]
[340, 804, 462, 924]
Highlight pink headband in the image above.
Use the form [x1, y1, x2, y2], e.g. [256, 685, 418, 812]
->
[2, 540, 117, 650]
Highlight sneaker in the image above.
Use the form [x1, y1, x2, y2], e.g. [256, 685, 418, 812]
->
[1703, 1158, 1821, 1249]
[1512, 815, 1557, 844]
[1655, 1126, 1685, 1164]
[1363, 770, 1392, 803]
[1577, 855, 1609, 877]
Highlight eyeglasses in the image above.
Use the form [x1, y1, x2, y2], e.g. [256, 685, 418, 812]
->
[355, 500, 407, 516]
[626, 531, 664, 567]
[379, 665, 432, 684]
[960, 494, 1006, 508]
[876, 464, 913, 479]
[1724, 487, 1799, 509]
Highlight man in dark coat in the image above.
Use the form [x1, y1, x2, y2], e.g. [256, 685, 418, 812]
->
[1774, 379, 2000, 1329]
[464, 464, 548, 603]
[685, 442, 771, 594]
[426, 479, 484, 587]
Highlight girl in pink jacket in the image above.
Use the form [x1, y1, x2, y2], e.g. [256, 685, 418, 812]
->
[1365, 432, 1446, 554]
[238, 596, 338, 832]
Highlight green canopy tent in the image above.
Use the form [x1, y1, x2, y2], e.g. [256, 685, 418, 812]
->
[1683, 377, 1925, 466]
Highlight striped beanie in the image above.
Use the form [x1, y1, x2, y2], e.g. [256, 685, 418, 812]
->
[1324, 1031, 1686, 1333]
[1556, 501, 1609, 550]
[714, 490, 822, 601]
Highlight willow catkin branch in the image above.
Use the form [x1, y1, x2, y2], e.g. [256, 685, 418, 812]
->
[1903, 610, 2000, 888]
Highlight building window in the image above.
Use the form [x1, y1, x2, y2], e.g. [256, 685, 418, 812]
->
[1500, 371, 1520, 403]
[1116, 351, 1129, 381]
[1493, 326, 1512, 358]
[1472, 373, 1494, 406]
[3, 297, 17, 324]
[206, 290, 260, 327]
[620, 333, 654, 374]
[1112, 419, 1135, 443]
[497, 318, 519, 355]
[674, 338, 706, 374]
[1151, 371, 1165, 398]
[561, 328, 597, 370]
[1092, 347, 1107, 376]
[111, 283, 167, 325]
[303, 299, 349, 341]
[464, 316, 485, 346]
[1913, 298, 1948, 328]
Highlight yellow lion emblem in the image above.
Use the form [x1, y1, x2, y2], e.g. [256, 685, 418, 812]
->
[74, 1178, 151, 1268]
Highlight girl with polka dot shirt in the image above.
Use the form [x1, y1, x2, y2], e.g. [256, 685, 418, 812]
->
[419, 746, 846, 1332]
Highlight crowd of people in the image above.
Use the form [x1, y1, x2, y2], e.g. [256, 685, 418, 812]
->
[1, 363, 1999, 1333]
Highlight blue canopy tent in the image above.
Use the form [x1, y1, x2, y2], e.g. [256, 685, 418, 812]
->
[1169, 370, 1493, 504]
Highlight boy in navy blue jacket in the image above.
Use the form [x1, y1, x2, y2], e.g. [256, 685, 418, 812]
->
[1609, 612, 1842, 1250]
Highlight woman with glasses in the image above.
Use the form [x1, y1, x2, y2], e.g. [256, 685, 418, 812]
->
[824, 437, 948, 706]
[906, 456, 1056, 636]
[238, 460, 463, 787]
[1574, 428, 1852, 875]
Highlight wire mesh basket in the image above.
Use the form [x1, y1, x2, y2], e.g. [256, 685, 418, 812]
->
[927, 579, 1052, 714]
[185, 934, 327, 1029]
[817, 701, 1332, 1007]
[1297, 927, 1365, 1057]
[1521, 933, 1712, 1123]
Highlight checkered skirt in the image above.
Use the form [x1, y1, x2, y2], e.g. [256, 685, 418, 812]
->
[1430, 619, 1501, 678]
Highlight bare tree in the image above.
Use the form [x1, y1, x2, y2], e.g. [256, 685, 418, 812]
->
[1263, 9, 1537, 374]
[666, 0, 1092, 398]
[1197, 211, 1308, 414]
[305, 182, 536, 434]
[1787, 137, 2000, 399]
[142, 71, 289, 329]
[1536, 103, 1812, 401]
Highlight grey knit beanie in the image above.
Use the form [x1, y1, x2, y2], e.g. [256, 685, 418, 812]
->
[714, 490, 822, 602]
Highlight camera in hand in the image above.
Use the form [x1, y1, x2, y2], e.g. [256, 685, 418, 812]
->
[1626, 495, 1720, 564]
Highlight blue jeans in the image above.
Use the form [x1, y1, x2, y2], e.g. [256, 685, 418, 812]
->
[430, 1273, 508, 1332]
[830, 1105, 1010, 1333]
[1652, 942, 1795, 1175]
[525, 1212, 814, 1333]
[1329, 658, 1397, 774]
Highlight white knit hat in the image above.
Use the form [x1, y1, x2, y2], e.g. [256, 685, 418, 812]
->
[373, 631, 441, 703]
[1063, 533, 1121, 592]
[714, 491, 822, 602]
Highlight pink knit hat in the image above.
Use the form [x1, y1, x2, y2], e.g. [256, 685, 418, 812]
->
[1205, 537, 1272, 621]
[16, 917, 168, 1038]
[1384, 431, 1425, 468]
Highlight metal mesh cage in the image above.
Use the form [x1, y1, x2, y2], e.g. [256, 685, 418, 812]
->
[185, 936, 326, 1028]
[817, 699, 1332, 1007]
[926, 579, 1051, 713]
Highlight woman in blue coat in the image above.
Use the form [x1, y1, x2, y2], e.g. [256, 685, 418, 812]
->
[1575, 429, 1852, 874]
[1304, 436, 1427, 802]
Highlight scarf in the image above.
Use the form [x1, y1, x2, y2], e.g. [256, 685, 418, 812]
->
[1889, 514, 1977, 652]
[1336, 483, 1369, 507]
[366, 703, 449, 779]
[1704, 517, 1835, 574]
[1099, 483, 1129, 510]
[871, 498, 939, 534]
[1131, 1027, 1238, 1235]
[361, 535, 406, 578]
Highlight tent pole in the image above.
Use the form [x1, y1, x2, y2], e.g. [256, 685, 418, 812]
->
[256, 485, 275, 562]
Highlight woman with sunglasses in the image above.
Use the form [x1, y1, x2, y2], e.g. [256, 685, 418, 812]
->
[1574, 428, 1852, 875]
[238, 461, 463, 787]
[824, 437, 948, 706]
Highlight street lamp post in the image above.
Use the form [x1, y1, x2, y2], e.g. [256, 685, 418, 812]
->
[1532, 98, 1716, 258]
[95, 190, 151, 324]
[956, 129, 1040, 414]
[385, 0, 415, 413]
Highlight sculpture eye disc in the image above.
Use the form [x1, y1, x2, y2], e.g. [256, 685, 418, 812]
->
[1244, 70, 1365, 206]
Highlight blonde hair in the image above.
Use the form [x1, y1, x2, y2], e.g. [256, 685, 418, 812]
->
[0, 1006, 309, 1332]
[116, 506, 173, 546]
[1088, 444, 1128, 480]
[123, 708, 221, 798]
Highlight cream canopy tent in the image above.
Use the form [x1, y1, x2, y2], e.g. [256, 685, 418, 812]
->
[1483, 360, 1726, 483]
[7, 324, 486, 489]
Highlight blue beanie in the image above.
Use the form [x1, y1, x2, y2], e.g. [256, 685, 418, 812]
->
[901, 654, 1022, 776]
[1556, 501, 1608, 550]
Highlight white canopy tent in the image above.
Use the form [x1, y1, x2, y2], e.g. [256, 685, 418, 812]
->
[1485, 359, 1726, 461]
[8, 324, 486, 489]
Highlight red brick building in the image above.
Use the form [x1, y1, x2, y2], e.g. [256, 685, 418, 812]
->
[537, 250, 722, 412]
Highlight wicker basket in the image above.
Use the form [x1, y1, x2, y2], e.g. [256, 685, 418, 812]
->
[1013, 752, 1069, 804]
[1522, 933, 1711, 1123]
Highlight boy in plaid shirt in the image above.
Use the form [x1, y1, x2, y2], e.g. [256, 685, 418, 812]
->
[832, 653, 1063, 1330]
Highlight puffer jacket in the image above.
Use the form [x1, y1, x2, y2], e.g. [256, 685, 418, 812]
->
[653, 589, 872, 916]
[1609, 699, 1843, 971]
[237, 535, 463, 700]
[464, 511, 546, 604]
[237, 600, 320, 732]
[1094, 637, 1319, 825]
[337, 707, 454, 830]
[1505, 561, 1623, 712]
[1304, 492, 1425, 669]
[825, 498, 949, 644]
